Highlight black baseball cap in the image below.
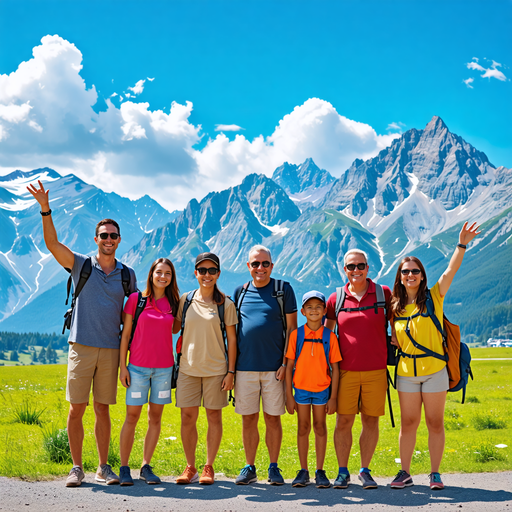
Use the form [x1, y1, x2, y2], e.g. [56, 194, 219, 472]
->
[195, 252, 220, 268]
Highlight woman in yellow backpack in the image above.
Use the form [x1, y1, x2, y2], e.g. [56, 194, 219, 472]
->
[389, 222, 480, 491]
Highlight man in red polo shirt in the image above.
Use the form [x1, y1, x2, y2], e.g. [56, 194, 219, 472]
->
[325, 249, 391, 490]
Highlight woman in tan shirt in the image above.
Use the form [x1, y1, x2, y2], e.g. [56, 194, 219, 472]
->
[173, 252, 237, 485]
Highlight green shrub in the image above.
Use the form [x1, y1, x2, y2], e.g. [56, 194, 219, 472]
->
[42, 425, 72, 464]
[465, 396, 480, 403]
[107, 438, 120, 467]
[13, 401, 46, 425]
[474, 443, 506, 463]
[472, 413, 507, 430]
[445, 411, 465, 430]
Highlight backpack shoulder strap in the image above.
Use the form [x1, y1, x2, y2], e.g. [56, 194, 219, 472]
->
[128, 292, 148, 350]
[425, 289, 446, 340]
[74, 257, 92, 301]
[322, 327, 332, 372]
[120, 264, 132, 297]
[273, 279, 288, 337]
[235, 282, 250, 310]
[294, 325, 306, 367]
[335, 286, 346, 318]
[181, 290, 197, 332]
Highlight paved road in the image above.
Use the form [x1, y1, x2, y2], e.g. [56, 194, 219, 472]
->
[2, 472, 511, 511]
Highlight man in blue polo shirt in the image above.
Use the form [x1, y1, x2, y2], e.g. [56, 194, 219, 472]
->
[233, 245, 297, 485]
[28, 180, 136, 488]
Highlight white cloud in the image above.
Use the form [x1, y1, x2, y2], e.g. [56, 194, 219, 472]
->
[215, 124, 244, 132]
[463, 78, 474, 89]
[465, 58, 508, 85]
[128, 79, 145, 95]
[147, 77, 155, 82]
[386, 121, 406, 132]
[0, 35, 401, 211]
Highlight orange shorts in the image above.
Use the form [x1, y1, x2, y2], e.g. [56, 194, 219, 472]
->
[337, 369, 387, 417]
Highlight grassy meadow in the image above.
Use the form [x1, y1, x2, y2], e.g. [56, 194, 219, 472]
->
[0, 347, 510, 481]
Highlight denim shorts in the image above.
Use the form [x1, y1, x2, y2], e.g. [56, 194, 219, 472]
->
[293, 385, 330, 406]
[125, 363, 173, 406]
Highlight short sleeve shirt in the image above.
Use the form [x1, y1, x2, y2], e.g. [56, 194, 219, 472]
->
[286, 325, 342, 392]
[394, 282, 446, 377]
[234, 278, 297, 372]
[124, 293, 174, 368]
[175, 292, 238, 378]
[326, 279, 391, 371]
[69, 252, 137, 349]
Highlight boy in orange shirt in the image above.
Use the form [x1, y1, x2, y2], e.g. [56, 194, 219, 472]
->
[285, 291, 342, 488]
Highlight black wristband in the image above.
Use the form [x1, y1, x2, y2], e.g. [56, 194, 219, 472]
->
[228, 370, 235, 374]
[457, 243, 467, 249]
[40, 209, 52, 216]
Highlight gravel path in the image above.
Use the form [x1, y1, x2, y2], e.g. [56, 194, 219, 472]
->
[2, 471, 511, 511]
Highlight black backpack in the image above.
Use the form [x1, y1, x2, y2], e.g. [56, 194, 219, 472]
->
[335, 283, 397, 427]
[62, 257, 132, 334]
[128, 292, 149, 350]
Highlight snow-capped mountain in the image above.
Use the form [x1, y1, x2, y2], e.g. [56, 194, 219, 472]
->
[1, 117, 511, 339]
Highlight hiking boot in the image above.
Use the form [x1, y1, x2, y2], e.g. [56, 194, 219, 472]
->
[429, 472, 444, 490]
[95, 464, 120, 485]
[140, 464, 161, 485]
[292, 469, 310, 487]
[199, 464, 215, 485]
[119, 466, 133, 486]
[315, 469, 331, 488]
[358, 470, 377, 489]
[391, 469, 414, 489]
[235, 465, 257, 485]
[333, 472, 350, 489]
[176, 465, 199, 484]
[65, 466, 85, 487]
[268, 466, 284, 485]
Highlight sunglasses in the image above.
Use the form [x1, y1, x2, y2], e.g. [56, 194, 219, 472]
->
[250, 261, 271, 268]
[196, 267, 220, 275]
[346, 263, 367, 271]
[98, 233, 119, 240]
[401, 268, 421, 275]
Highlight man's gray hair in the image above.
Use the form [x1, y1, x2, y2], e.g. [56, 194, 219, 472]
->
[249, 244, 272, 261]
[344, 248, 368, 265]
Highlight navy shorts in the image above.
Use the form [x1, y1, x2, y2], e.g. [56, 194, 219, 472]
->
[293, 385, 330, 406]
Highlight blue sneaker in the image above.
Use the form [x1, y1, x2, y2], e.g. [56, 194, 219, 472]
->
[236, 465, 257, 485]
[268, 466, 284, 485]
[429, 472, 444, 490]
[315, 469, 331, 488]
[333, 472, 350, 489]
[119, 466, 133, 486]
[358, 470, 377, 489]
[292, 469, 310, 487]
[140, 464, 161, 485]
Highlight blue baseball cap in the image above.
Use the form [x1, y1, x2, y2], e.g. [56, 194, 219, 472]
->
[302, 290, 326, 307]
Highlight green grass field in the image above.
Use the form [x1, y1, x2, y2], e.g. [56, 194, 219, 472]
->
[0, 348, 510, 481]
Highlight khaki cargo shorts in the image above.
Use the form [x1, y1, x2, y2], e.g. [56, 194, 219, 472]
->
[337, 369, 387, 417]
[175, 372, 228, 409]
[66, 342, 119, 405]
[234, 371, 285, 416]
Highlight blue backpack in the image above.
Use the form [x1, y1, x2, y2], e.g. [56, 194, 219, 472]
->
[294, 325, 332, 374]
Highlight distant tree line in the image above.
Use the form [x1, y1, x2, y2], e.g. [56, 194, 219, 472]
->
[0, 331, 68, 364]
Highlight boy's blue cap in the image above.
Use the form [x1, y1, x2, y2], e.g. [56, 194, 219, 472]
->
[302, 290, 326, 306]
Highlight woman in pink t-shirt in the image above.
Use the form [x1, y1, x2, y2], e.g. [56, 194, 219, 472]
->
[118, 258, 180, 486]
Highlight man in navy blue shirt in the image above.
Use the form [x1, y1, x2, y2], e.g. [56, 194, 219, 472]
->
[233, 245, 297, 485]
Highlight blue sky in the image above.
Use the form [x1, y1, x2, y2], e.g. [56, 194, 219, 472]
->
[0, 0, 510, 209]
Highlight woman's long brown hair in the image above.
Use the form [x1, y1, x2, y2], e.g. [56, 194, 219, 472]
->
[143, 258, 180, 316]
[390, 256, 428, 317]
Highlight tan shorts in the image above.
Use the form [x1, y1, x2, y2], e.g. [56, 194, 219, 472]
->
[234, 371, 285, 416]
[175, 372, 228, 409]
[66, 342, 119, 405]
[337, 369, 387, 417]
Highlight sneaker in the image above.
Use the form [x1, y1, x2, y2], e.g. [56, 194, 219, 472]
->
[176, 464, 199, 485]
[140, 464, 161, 485]
[95, 464, 120, 485]
[235, 465, 257, 485]
[65, 466, 85, 487]
[358, 470, 377, 489]
[199, 464, 215, 485]
[333, 472, 350, 489]
[292, 469, 310, 487]
[429, 472, 444, 490]
[391, 469, 414, 489]
[268, 466, 284, 486]
[119, 466, 134, 486]
[315, 469, 331, 488]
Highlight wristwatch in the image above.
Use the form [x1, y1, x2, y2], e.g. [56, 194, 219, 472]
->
[40, 209, 52, 216]
[457, 243, 467, 249]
